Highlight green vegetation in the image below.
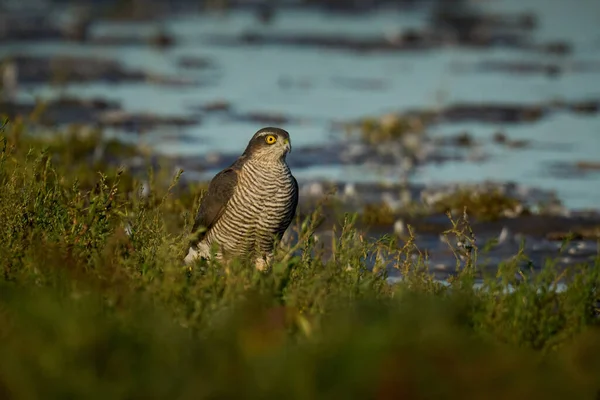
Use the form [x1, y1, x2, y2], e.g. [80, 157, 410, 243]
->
[361, 202, 396, 225]
[355, 113, 429, 144]
[359, 188, 528, 227]
[1, 117, 600, 399]
[430, 189, 527, 221]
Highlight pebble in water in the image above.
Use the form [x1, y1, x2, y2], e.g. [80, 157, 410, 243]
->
[497, 226, 513, 245]
[393, 219, 405, 236]
[381, 192, 402, 212]
[306, 182, 324, 197]
[1, 61, 18, 100]
[343, 183, 356, 198]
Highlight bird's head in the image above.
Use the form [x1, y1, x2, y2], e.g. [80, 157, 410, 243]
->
[242, 127, 292, 162]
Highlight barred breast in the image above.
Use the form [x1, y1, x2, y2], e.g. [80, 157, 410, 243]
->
[205, 159, 297, 257]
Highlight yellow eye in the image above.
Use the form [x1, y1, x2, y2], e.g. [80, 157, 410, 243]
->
[265, 135, 277, 144]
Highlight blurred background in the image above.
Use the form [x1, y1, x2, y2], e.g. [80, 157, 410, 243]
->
[1, 0, 599, 210]
[4, 3, 600, 395]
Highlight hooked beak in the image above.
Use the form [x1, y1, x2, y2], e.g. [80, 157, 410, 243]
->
[284, 138, 292, 153]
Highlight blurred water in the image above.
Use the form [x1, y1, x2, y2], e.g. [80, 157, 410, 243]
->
[2, 0, 600, 209]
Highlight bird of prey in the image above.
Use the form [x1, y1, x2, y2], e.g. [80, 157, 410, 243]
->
[184, 127, 299, 270]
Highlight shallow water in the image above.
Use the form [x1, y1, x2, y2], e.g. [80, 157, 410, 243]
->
[387, 276, 570, 294]
[2, 0, 600, 209]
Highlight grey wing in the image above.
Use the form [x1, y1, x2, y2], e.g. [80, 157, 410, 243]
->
[277, 175, 299, 239]
[290, 175, 299, 220]
[190, 167, 238, 245]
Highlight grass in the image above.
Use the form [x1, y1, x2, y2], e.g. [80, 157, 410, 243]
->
[355, 113, 428, 145]
[430, 188, 527, 221]
[1, 116, 600, 399]
[358, 187, 528, 227]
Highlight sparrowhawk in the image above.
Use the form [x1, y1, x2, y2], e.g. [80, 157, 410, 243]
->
[184, 127, 299, 270]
